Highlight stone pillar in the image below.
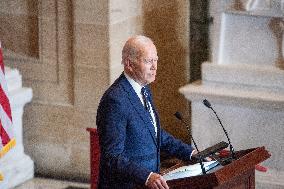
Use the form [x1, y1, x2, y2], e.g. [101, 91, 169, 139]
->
[0, 67, 33, 189]
[180, 1, 284, 188]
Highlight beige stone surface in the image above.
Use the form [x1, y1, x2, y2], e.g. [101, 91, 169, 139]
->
[0, 15, 38, 57]
[23, 103, 91, 179]
[23, 104, 73, 172]
[40, 0, 57, 20]
[73, 0, 108, 25]
[0, 0, 37, 15]
[74, 65, 109, 112]
[109, 64, 124, 83]
[39, 18, 58, 64]
[73, 23, 109, 68]
[109, 0, 143, 24]
[69, 143, 90, 178]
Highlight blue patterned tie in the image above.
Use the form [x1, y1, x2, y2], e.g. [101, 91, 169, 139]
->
[141, 87, 153, 122]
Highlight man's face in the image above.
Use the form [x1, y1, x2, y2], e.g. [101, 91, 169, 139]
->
[130, 43, 158, 86]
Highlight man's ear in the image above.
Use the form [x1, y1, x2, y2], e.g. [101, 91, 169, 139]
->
[125, 59, 134, 71]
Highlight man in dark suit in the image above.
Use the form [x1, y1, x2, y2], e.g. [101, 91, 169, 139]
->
[97, 35, 196, 189]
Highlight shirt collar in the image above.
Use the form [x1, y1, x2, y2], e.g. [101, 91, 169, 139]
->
[124, 72, 143, 96]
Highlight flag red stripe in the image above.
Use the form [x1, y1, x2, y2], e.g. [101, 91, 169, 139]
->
[0, 121, 10, 146]
[0, 44, 14, 154]
[0, 84, 12, 121]
[0, 48, 4, 73]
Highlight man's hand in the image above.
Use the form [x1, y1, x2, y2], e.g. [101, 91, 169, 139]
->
[192, 150, 212, 162]
[146, 173, 169, 189]
[192, 150, 198, 156]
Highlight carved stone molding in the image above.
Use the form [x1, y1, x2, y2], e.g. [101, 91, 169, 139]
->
[2, 0, 74, 105]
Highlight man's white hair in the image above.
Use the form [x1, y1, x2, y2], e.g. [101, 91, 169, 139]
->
[121, 35, 154, 65]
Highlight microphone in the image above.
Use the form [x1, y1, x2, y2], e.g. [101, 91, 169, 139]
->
[174, 111, 206, 174]
[202, 99, 236, 160]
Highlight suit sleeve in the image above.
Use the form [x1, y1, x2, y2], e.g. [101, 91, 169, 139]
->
[97, 97, 151, 185]
[147, 87, 194, 161]
[160, 129, 194, 161]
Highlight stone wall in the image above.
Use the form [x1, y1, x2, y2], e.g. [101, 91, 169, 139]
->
[0, 0, 194, 181]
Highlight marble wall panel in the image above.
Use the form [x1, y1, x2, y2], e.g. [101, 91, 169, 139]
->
[4, 0, 75, 105]
[73, 0, 108, 25]
[23, 104, 74, 174]
[109, 0, 143, 24]
[0, 15, 38, 57]
[38, 19, 58, 65]
[69, 144, 90, 180]
[74, 65, 109, 112]
[73, 111, 97, 143]
[109, 65, 124, 83]
[40, 0, 57, 20]
[0, 0, 36, 15]
[73, 23, 109, 68]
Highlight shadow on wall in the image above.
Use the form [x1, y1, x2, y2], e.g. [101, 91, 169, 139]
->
[0, 0, 39, 57]
[142, 0, 191, 143]
[189, 0, 210, 82]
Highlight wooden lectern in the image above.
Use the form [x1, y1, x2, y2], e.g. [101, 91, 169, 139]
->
[162, 147, 270, 189]
[87, 128, 270, 189]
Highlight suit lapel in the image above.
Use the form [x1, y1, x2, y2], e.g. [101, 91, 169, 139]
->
[148, 88, 161, 147]
[119, 74, 158, 147]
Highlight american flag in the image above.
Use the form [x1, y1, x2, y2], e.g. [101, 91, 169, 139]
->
[0, 42, 15, 180]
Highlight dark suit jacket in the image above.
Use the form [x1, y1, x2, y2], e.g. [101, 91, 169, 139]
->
[96, 73, 193, 189]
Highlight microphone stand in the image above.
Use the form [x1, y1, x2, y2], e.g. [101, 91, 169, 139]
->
[174, 112, 206, 174]
[210, 107, 236, 160]
[203, 99, 236, 161]
[184, 125, 207, 175]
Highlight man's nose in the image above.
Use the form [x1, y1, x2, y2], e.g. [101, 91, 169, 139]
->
[151, 63, 157, 70]
[151, 61, 157, 70]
